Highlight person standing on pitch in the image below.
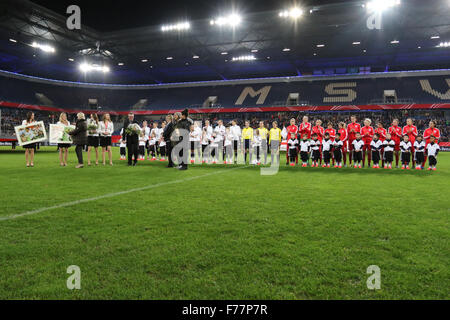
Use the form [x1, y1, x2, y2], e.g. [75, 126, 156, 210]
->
[122, 112, 140, 166]
[69, 112, 87, 169]
[258, 121, 269, 165]
[175, 109, 193, 170]
[99, 113, 114, 166]
[230, 120, 241, 164]
[57, 112, 71, 167]
[22, 112, 36, 168]
[163, 114, 176, 168]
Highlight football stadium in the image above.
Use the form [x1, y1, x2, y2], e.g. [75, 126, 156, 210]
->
[0, 0, 449, 305]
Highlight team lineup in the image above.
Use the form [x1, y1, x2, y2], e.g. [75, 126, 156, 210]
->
[118, 113, 441, 171]
[19, 111, 441, 171]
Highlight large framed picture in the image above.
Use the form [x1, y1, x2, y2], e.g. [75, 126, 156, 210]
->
[14, 121, 47, 146]
[49, 124, 75, 144]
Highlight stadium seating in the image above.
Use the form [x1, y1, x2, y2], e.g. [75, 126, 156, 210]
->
[0, 74, 449, 111]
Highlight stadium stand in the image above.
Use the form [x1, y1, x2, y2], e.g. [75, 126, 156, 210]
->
[1, 72, 450, 111]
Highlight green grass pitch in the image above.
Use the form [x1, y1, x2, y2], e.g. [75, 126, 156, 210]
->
[0, 146, 448, 300]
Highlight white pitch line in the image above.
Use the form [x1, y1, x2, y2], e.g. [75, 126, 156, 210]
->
[0, 166, 247, 222]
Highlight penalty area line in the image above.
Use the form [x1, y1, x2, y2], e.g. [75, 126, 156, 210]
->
[0, 166, 248, 222]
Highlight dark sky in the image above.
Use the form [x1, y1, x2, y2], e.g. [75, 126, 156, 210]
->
[30, 0, 353, 31]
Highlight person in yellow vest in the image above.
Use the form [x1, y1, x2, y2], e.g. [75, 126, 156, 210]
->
[258, 121, 269, 165]
[269, 121, 282, 164]
[242, 121, 253, 164]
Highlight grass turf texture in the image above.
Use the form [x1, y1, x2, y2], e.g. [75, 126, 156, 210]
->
[0, 146, 448, 300]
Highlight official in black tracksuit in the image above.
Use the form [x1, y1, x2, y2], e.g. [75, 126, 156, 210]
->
[122, 113, 140, 166]
[163, 114, 176, 168]
[175, 109, 194, 170]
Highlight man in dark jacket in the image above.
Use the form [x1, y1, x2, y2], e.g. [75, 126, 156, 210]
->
[163, 114, 176, 168]
[122, 112, 140, 166]
[175, 109, 194, 170]
[69, 112, 88, 169]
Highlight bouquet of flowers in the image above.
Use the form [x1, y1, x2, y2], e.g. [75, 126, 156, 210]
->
[125, 123, 141, 136]
[87, 123, 98, 135]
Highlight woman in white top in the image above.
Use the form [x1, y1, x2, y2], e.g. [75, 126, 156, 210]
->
[87, 113, 100, 166]
[99, 113, 114, 166]
[57, 112, 71, 167]
[22, 112, 36, 167]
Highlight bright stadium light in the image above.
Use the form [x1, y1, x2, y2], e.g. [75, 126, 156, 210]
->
[31, 42, 55, 53]
[390, 40, 400, 44]
[430, 35, 440, 39]
[9, 39, 17, 43]
[366, 0, 401, 12]
[438, 42, 450, 47]
[68, 58, 74, 62]
[79, 63, 110, 73]
[210, 14, 242, 27]
[141, 59, 148, 63]
[316, 44, 325, 48]
[283, 48, 291, 52]
[166, 56, 173, 60]
[161, 22, 190, 32]
[353, 41, 361, 45]
[192, 55, 200, 59]
[118, 62, 124, 66]
[279, 8, 303, 19]
[232, 55, 256, 62]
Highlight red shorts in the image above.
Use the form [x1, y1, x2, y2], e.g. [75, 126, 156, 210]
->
[363, 143, 371, 150]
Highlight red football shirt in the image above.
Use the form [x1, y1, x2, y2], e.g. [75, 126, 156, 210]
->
[287, 125, 298, 140]
[375, 127, 387, 141]
[388, 126, 403, 145]
[361, 126, 374, 145]
[312, 126, 325, 142]
[298, 122, 312, 139]
[325, 128, 336, 141]
[347, 122, 361, 142]
[423, 127, 441, 145]
[402, 125, 418, 145]
[338, 128, 348, 150]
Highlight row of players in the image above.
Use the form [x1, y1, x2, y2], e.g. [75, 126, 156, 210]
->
[122, 115, 441, 170]
[287, 131, 440, 170]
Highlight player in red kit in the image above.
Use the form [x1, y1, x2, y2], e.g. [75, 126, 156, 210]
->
[312, 119, 325, 165]
[298, 116, 312, 139]
[375, 122, 387, 141]
[347, 115, 361, 166]
[325, 122, 336, 165]
[375, 121, 387, 167]
[402, 118, 418, 167]
[338, 122, 348, 167]
[361, 119, 374, 167]
[423, 120, 441, 168]
[388, 119, 403, 168]
[285, 118, 299, 165]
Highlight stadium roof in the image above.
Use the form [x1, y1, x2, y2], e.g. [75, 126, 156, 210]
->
[0, 0, 449, 84]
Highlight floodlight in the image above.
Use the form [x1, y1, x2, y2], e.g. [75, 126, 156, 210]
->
[210, 14, 242, 27]
[366, 0, 401, 12]
[79, 63, 110, 73]
[232, 55, 256, 62]
[161, 22, 190, 32]
[279, 8, 303, 19]
[31, 42, 55, 53]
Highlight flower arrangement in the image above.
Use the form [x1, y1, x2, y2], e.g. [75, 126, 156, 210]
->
[125, 123, 141, 136]
[87, 123, 98, 135]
